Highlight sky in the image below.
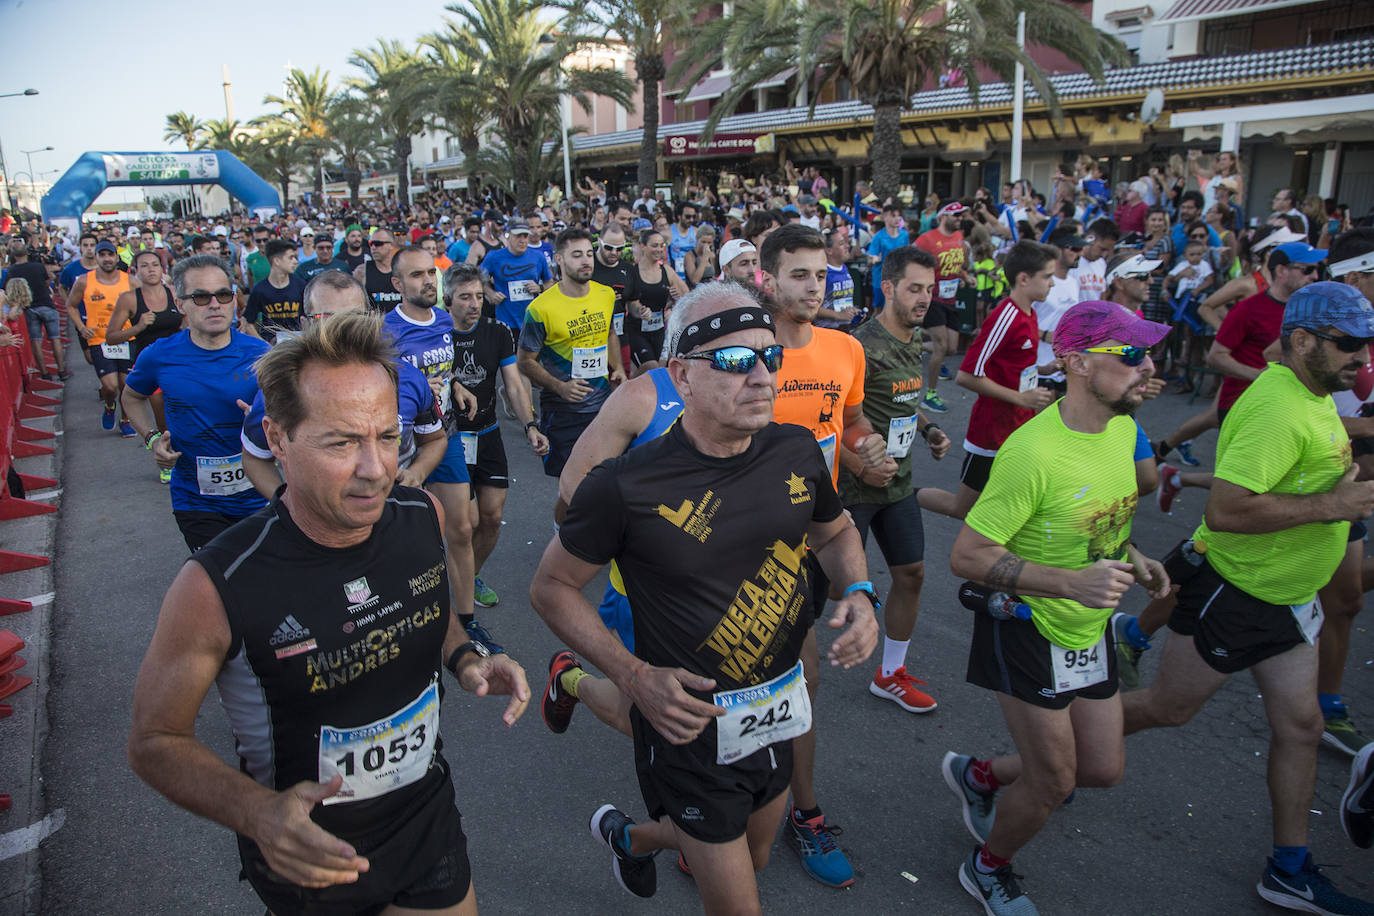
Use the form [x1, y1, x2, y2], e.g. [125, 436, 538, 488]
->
[0, 0, 461, 206]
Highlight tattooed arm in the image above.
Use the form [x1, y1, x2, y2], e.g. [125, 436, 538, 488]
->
[949, 524, 1138, 609]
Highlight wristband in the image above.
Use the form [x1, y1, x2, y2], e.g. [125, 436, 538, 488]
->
[144, 430, 163, 450]
[843, 580, 883, 611]
[920, 423, 941, 441]
[525, 420, 539, 431]
[445, 640, 490, 676]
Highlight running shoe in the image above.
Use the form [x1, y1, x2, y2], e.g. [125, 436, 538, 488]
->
[676, 852, 692, 876]
[939, 364, 954, 380]
[589, 804, 657, 898]
[158, 468, 172, 485]
[1342, 743, 1374, 849]
[943, 752, 999, 844]
[543, 650, 580, 734]
[59, 370, 73, 381]
[464, 619, 504, 655]
[1256, 852, 1374, 915]
[1112, 613, 1149, 691]
[1175, 440, 1202, 467]
[786, 809, 854, 887]
[119, 420, 136, 438]
[1157, 463, 1182, 514]
[101, 403, 115, 431]
[869, 667, 937, 713]
[959, 848, 1039, 916]
[473, 576, 500, 608]
[923, 392, 950, 414]
[1324, 713, 1374, 758]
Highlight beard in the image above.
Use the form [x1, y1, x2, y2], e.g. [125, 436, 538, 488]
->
[1305, 349, 1361, 394]
[1088, 375, 1144, 416]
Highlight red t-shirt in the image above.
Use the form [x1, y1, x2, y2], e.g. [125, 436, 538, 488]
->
[960, 298, 1039, 453]
[915, 228, 966, 304]
[1216, 290, 1285, 411]
[1115, 201, 1148, 236]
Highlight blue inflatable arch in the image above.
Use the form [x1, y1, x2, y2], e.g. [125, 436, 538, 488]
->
[41, 150, 281, 229]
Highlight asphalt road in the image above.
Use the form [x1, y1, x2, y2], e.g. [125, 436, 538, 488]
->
[34, 372, 1374, 915]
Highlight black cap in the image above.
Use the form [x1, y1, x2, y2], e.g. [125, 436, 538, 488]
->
[1048, 227, 1087, 249]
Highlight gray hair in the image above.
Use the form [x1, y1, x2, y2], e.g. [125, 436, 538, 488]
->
[662, 280, 763, 360]
[443, 262, 483, 308]
[303, 270, 368, 315]
[169, 254, 232, 299]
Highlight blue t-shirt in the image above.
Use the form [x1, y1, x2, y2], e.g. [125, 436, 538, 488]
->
[241, 360, 440, 469]
[125, 330, 271, 515]
[480, 247, 551, 330]
[867, 228, 910, 290]
[1170, 224, 1221, 261]
[668, 224, 697, 277]
[446, 238, 471, 264]
[384, 306, 459, 433]
[818, 263, 856, 329]
[59, 260, 92, 293]
[528, 239, 557, 280]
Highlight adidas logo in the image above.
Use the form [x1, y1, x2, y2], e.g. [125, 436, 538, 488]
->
[269, 614, 311, 646]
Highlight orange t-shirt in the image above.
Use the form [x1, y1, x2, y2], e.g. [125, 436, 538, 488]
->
[773, 326, 866, 488]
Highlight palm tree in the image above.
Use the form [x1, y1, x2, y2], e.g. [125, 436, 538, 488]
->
[201, 118, 253, 160]
[419, 33, 491, 201]
[326, 95, 387, 208]
[348, 40, 429, 209]
[163, 111, 205, 150]
[245, 117, 309, 206]
[473, 110, 583, 203]
[560, 0, 671, 192]
[265, 67, 336, 200]
[438, 0, 636, 210]
[673, 0, 1128, 202]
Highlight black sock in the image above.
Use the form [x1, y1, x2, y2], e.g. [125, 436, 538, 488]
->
[794, 806, 823, 822]
[459, 613, 474, 627]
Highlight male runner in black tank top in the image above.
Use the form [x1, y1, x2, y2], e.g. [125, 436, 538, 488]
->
[355, 228, 403, 313]
[531, 283, 878, 911]
[129, 312, 529, 916]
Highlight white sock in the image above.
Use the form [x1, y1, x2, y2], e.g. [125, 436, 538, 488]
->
[1169, 472, 1182, 488]
[881, 637, 909, 678]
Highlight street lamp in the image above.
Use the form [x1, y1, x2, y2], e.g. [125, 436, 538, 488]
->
[0, 89, 39, 210]
[538, 33, 574, 206]
[21, 146, 53, 211]
[0, 89, 38, 99]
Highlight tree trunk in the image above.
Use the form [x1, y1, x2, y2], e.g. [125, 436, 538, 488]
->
[512, 134, 534, 212]
[871, 102, 903, 206]
[395, 135, 413, 209]
[461, 132, 480, 201]
[345, 165, 361, 208]
[636, 51, 665, 194]
[314, 154, 324, 201]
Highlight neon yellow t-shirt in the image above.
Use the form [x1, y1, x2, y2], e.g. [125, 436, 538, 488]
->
[517, 281, 616, 414]
[1195, 363, 1351, 604]
[965, 405, 1139, 649]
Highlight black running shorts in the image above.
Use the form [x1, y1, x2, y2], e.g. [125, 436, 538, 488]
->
[174, 509, 251, 553]
[1167, 560, 1309, 674]
[466, 426, 509, 489]
[966, 613, 1119, 710]
[846, 492, 925, 567]
[238, 770, 472, 916]
[959, 452, 995, 493]
[539, 408, 595, 479]
[630, 706, 792, 844]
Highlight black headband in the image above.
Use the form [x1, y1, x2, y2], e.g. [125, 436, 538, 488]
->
[675, 306, 775, 357]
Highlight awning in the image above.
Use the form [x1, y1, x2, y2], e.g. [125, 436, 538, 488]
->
[755, 67, 798, 90]
[1158, 0, 1323, 24]
[682, 74, 733, 103]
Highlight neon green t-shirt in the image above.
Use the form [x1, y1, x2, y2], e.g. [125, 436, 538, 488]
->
[965, 404, 1139, 649]
[1194, 363, 1350, 605]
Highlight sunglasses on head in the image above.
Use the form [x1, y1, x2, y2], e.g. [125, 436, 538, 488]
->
[1305, 329, 1372, 353]
[681, 344, 784, 374]
[1083, 344, 1149, 366]
[182, 289, 236, 306]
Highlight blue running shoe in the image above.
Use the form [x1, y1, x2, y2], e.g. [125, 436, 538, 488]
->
[119, 419, 136, 438]
[590, 804, 657, 898]
[939, 364, 954, 380]
[101, 402, 115, 431]
[959, 847, 1040, 915]
[464, 619, 505, 655]
[1175, 440, 1202, 467]
[786, 808, 854, 887]
[1257, 852, 1374, 915]
[923, 392, 950, 414]
[943, 751, 999, 844]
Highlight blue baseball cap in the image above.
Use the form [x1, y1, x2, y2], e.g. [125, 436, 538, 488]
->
[1271, 241, 1327, 266]
[94, 240, 118, 254]
[632, 217, 652, 232]
[1282, 281, 1374, 337]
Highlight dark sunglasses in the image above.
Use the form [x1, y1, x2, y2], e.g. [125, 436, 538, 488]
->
[1083, 345, 1149, 366]
[682, 344, 784, 374]
[1305, 330, 1372, 353]
[1288, 264, 1318, 275]
[370, 239, 392, 248]
[182, 289, 236, 306]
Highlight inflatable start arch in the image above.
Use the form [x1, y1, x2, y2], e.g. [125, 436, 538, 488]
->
[41, 150, 281, 232]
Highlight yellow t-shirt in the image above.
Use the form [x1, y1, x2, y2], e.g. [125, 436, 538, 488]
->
[518, 281, 616, 414]
[965, 405, 1139, 649]
[1195, 363, 1350, 604]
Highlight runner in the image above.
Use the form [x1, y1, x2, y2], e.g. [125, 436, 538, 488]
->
[1072, 219, 1118, 303]
[337, 224, 368, 272]
[866, 201, 909, 312]
[57, 231, 96, 302]
[517, 227, 624, 487]
[761, 223, 887, 888]
[65, 239, 134, 434]
[838, 245, 951, 713]
[815, 228, 856, 330]
[128, 310, 529, 916]
[445, 261, 549, 610]
[719, 239, 759, 285]
[463, 211, 506, 268]
[296, 234, 347, 282]
[481, 218, 552, 332]
[667, 202, 698, 281]
[1123, 282, 1374, 915]
[915, 200, 971, 414]
[244, 239, 306, 341]
[919, 240, 1058, 521]
[119, 254, 271, 550]
[945, 300, 1171, 916]
[529, 282, 878, 912]
[355, 228, 403, 313]
[625, 229, 688, 375]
